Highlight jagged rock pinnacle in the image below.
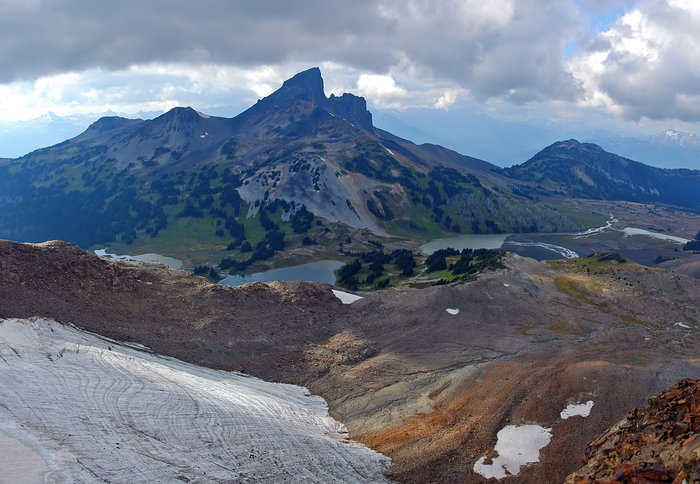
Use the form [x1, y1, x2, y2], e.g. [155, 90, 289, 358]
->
[273, 67, 326, 106]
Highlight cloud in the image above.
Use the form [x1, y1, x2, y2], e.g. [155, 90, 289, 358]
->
[356, 74, 409, 108]
[5, 0, 700, 123]
[0, 64, 279, 120]
[569, 0, 700, 121]
[434, 90, 458, 110]
[0, 0, 582, 104]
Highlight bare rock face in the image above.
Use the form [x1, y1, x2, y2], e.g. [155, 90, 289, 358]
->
[566, 379, 700, 483]
[327, 92, 374, 132]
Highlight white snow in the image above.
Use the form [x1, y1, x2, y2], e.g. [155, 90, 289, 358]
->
[575, 213, 618, 238]
[621, 227, 689, 244]
[473, 424, 552, 479]
[0, 318, 391, 483]
[446, 308, 460, 315]
[200, 131, 209, 139]
[332, 289, 364, 304]
[560, 400, 594, 419]
[506, 241, 579, 259]
[676, 321, 692, 329]
[95, 247, 183, 269]
[0, 428, 47, 484]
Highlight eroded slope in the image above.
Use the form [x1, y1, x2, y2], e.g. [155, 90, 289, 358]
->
[1, 239, 698, 482]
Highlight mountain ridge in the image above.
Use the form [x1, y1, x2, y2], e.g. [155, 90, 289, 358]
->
[1, 68, 699, 268]
[0, 67, 583, 259]
[506, 138, 700, 211]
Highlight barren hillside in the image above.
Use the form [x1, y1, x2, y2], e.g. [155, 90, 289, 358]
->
[1, 239, 698, 482]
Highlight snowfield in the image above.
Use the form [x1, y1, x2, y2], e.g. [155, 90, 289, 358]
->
[332, 289, 364, 304]
[0, 318, 391, 483]
[473, 424, 552, 479]
[560, 400, 595, 419]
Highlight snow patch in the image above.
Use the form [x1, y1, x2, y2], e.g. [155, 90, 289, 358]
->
[506, 241, 579, 259]
[474, 424, 552, 479]
[560, 400, 594, 419]
[332, 290, 364, 304]
[0, 318, 391, 482]
[200, 131, 209, 139]
[446, 308, 460, 315]
[95, 248, 183, 269]
[676, 321, 692, 329]
[621, 227, 689, 244]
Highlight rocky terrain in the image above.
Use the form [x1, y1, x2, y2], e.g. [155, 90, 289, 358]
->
[1, 239, 699, 482]
[566, 378, 699, 483]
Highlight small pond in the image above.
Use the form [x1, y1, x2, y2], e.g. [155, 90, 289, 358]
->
[218, 260, 345, 286]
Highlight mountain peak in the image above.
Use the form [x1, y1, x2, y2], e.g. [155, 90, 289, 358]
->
[243, 67, 375, 134]
[272, 67, 326, 105]
[283, 67, 323, 87]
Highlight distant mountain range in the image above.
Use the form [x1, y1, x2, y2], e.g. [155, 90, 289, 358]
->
[0, 68, 578, 255]
[0, 68, 698, 265]
[592, 129, 700, 170]
[373, 110, 700, 170]
[506, 139, 700, 209]
[0, 112, 99, 158]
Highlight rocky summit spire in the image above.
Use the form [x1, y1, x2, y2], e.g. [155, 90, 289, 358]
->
[239, 67, 375, 134]
[272, 67, 327, 106]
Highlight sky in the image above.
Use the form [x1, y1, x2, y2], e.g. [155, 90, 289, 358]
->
[2, 0, 700, 165]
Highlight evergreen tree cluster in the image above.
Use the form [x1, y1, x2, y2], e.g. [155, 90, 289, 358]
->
[683, 230, 700, 251]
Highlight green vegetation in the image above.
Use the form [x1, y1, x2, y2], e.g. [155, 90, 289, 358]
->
[0, 150, 333, 269]
[548, 252, 634, 276]
[339, 145, 580, 239]
[554, 276, 595, 305]
[335, 247, 504, 291]
[653, 255, 678, 265]
[0, 117, 579, 273]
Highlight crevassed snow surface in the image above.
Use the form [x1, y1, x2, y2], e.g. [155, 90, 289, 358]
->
[332, 290, 364, 304]
[473, 424, 552, 479]
[560, 400, 595, 419]
[0, 318, 391, 483]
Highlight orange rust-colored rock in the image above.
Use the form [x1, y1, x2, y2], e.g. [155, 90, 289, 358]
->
[567, 379, 700, 483]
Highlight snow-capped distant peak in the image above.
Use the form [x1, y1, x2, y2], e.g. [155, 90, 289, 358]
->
[649, 129, 700, 148]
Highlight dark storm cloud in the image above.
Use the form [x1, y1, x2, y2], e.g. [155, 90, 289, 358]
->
[0, 0, 583, 103]
[0, 1, 394, 81]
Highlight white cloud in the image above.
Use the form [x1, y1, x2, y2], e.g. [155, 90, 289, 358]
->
[356, 74, 409, 108]
[3, 0, 700, 125]
[434, 90, 458, 110]
[569, 0, 700, 121]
